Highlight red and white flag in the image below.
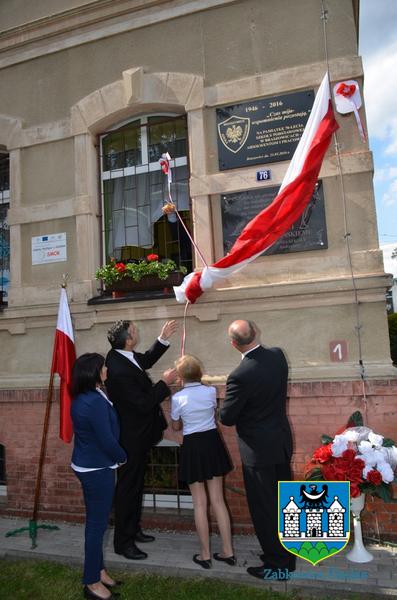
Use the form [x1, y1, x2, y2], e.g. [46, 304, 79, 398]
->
[51, 287, 76, 443]
[174, 73, 339, 304]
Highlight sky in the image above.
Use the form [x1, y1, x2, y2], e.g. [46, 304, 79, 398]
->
[359, 0, 397, 277]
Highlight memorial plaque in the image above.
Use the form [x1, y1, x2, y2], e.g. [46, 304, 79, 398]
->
[217, 90, 314, 170]
[221, 181, 327, 255]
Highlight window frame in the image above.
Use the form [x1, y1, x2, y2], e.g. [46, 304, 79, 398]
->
[99, 113, 189, 266]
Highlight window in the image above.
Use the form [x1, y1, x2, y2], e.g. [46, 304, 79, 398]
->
[0, 151, 10, 306]
[143, 440, 192, 511]
[100, 115, 192, 273]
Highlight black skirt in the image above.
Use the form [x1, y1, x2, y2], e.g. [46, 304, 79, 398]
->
[179, 428, 233, 484]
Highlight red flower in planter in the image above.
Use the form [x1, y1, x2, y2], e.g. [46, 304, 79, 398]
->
[147, 254, 159, 262]
[366, 469, 382, 486]
[115, 262, 126, 273]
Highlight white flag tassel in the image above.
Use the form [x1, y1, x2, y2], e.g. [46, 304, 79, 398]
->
[159, 152, 172, 199]
[334, 81, 366, 143]
[160, 153, 209, 269]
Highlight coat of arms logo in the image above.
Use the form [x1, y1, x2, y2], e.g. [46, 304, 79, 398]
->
[278, 481, 350, 565]
[217, 115, 250, 153]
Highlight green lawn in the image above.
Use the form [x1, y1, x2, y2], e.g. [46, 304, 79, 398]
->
[0, 559, 377, 600]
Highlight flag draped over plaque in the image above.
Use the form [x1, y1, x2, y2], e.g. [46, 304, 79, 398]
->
[174, 73, 338, 304]
[51, 287, 76, 442]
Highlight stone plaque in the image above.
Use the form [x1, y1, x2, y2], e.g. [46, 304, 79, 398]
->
[221, 181, 327, 255]
[216, 90, 314, 170]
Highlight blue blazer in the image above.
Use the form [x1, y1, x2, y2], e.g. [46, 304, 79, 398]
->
[71, 389, 127, 468]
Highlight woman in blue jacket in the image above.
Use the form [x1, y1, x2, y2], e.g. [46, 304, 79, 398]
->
[71, 353, 127, 600]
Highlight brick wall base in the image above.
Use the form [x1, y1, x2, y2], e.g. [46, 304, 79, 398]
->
[0, 380, 396, 541]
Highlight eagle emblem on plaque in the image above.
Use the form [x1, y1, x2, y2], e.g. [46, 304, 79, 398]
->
[217, 115, 250, 153]
[278, 481, 350, 565]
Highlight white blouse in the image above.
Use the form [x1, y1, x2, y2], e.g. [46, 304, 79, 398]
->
[171, 383, 217, 436]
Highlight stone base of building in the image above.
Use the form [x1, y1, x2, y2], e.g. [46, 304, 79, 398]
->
[0, 380, 396, 541]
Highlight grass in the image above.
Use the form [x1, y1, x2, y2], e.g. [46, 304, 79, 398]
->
[0, 559, 383, 600]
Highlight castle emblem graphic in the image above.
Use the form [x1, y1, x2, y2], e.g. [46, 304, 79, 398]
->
[278, 481, 350, 565]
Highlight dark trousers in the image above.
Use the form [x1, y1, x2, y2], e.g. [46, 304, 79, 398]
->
[75, 468, 115, 585]
[113, 456, 146, 551]
[243, 461, 295, 570]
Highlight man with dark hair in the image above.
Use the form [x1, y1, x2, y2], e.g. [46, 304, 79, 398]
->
[221, 319, 295, 580]
[106, 319, 177, 560]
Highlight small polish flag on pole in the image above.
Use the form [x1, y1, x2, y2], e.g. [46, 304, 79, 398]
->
[51, 286, 76, 442]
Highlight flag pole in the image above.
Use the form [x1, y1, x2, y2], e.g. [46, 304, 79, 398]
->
[4, 282, 69, 547]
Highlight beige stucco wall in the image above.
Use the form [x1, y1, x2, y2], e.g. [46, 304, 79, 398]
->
[20, 139, 74, 205]
[0, 0, 92, 31]
[0, 0, 394, 382]
[0, 0, 357, 126]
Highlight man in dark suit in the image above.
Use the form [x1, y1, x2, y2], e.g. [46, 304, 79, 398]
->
[220, 319, 295, 580]
[106, 319, 177, 560]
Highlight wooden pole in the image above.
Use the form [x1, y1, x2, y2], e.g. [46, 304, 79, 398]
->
[31, 371, 55, 524]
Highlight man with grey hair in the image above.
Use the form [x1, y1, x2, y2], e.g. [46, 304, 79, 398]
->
[106, 319, 177, 560]
[221, 319, 295, 580]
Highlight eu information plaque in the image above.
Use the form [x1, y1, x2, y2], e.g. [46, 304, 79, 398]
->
[216, 90, 314, 170]
[221, 181, 327, 255]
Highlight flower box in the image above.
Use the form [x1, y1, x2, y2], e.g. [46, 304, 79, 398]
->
[105, 271, 185, 293]
[95, 255, 187, 296]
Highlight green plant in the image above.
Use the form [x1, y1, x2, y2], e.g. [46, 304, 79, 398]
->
[388, 313, 397, 365]
[95, 255, 187, 287]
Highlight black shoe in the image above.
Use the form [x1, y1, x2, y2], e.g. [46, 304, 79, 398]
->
[259, 554, 296, 572]
[247, 565, 292, 581]
[83, 585, 117, 599]
[135, 530, 155, 543]
[193, 554, 212, 569]
[213, 552, 236, 566]
[114, 543, 148, 560]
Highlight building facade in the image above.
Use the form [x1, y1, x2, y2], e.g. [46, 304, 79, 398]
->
[0, 0, 396, 539]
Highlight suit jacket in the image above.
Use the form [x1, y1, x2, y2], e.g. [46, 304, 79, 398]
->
[105, 340, 170, 456]
[221, 346, 293, 467]
[71, 389, 127, 468]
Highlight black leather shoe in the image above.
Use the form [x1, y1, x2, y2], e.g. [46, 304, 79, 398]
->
[213, 552, 236, 566]
[114, 543, 148, 560]
[259, 554, 296, 572]
[83, 585, 117, 599]
[247, 566, 265, 580]
[193, 554, 212, 569]
[247, 565, 292, 581]
[135, 530, 155, 543]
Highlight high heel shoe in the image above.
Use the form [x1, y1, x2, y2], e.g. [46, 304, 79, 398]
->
[83, 585, 117, 599]
[213, 552, 236, 566]
[192, 554, 212, 569]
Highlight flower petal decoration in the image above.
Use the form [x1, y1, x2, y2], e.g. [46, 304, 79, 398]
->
[376, 461, 394, 484]
[368, 432, 384, 448]
[331, 434, 349, 457]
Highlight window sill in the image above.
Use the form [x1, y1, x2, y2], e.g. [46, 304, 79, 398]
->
[88, 289, 177, 305]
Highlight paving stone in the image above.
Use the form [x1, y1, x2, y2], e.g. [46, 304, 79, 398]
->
[0, 517, 396, 596]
